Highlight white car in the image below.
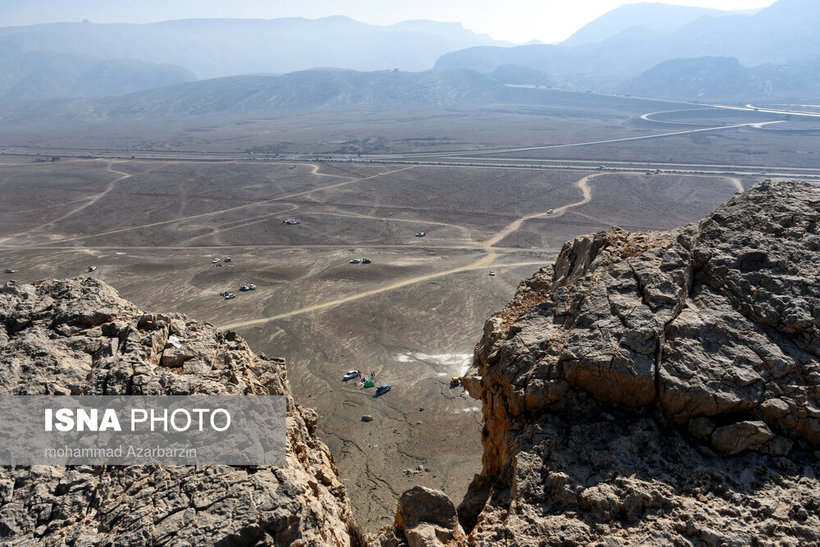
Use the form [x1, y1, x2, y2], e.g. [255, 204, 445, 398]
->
[342, 370, 360, 381]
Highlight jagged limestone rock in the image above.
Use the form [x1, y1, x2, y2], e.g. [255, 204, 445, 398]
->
[462, 181, 819, 545]
[0, 277, 358, 545]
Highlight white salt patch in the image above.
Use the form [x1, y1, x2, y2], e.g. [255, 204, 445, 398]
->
[453, 407, 481, 414]
[394, 352, 471, 375]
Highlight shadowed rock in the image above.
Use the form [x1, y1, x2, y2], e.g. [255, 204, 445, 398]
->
[461, 181, 819, 545]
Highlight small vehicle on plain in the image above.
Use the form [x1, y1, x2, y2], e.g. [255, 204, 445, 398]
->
[375, 384, 392, 396]
[342, 370, 360, 381]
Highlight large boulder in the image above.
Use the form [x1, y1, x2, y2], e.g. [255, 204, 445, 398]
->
[461, 181, 820, 545]
[376, 486, 466, 547]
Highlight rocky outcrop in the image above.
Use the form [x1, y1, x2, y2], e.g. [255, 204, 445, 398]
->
[0, 277, 360, 545]
[461, 181, 819, 544]
[376, 486, 467, 547]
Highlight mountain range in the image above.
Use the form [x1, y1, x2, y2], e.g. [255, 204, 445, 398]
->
[560, 3, 752, 47]
[0, 1, 818, 107]
[0, 16, 505, 89]
[436, 0, 820, 100]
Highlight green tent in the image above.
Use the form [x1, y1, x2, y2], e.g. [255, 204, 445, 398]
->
[363, 379, 375, 388]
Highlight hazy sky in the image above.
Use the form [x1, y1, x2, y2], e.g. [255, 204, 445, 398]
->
[1, 0, 777, 43]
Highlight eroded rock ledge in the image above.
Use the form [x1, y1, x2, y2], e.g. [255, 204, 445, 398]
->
[0, 277, 360, 545]
[459, 181, 819, 545]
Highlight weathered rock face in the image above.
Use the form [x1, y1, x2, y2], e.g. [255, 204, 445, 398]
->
[461, 181, 819, 545]
[376, 486, 467, 547]
[0, 277, 359, 545]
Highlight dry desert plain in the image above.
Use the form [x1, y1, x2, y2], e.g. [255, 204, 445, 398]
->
[2, 97, 819, 530]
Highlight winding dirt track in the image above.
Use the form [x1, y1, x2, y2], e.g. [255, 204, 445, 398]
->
[0, 162, 135, 243]
[219, 173, 598, 329]
[14, 164, 415, 247]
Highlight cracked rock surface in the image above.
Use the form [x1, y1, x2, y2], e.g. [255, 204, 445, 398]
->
[0, 277, 358, 545]
[460, 181, 819, 545]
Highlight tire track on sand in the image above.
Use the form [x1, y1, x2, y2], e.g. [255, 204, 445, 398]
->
[1, 161, 137, 243]
[21, 165, 415, 247]
[220, 173, 598, 329]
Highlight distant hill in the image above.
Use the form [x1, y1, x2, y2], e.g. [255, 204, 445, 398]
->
[561, 3, 748, 47]
[622, 56, 820, 102]
[104, 69, 503, 115]
[0, 17, 509, 81]
[0, 44, 194, 102]
[490, 65, 553, 86]
[434, 0, 820, 101]
[0, 69, 504, 126]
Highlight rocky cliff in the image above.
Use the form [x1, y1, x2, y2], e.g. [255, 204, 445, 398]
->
[0, 278, 360, 545]
[458, 180, 819, 545]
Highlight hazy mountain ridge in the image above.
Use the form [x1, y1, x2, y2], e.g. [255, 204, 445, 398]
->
[0, 43, 194, 102]
[0, 69, 504, 126]
[435, 0, 820, 101]
[622, 55, 820, 102]
[2, 1, 816, 105]
[561, 3, 749, 47]
[0, 16, 508, 81]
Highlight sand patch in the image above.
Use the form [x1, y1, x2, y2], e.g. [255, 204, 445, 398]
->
[394, 352, 471, 376]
